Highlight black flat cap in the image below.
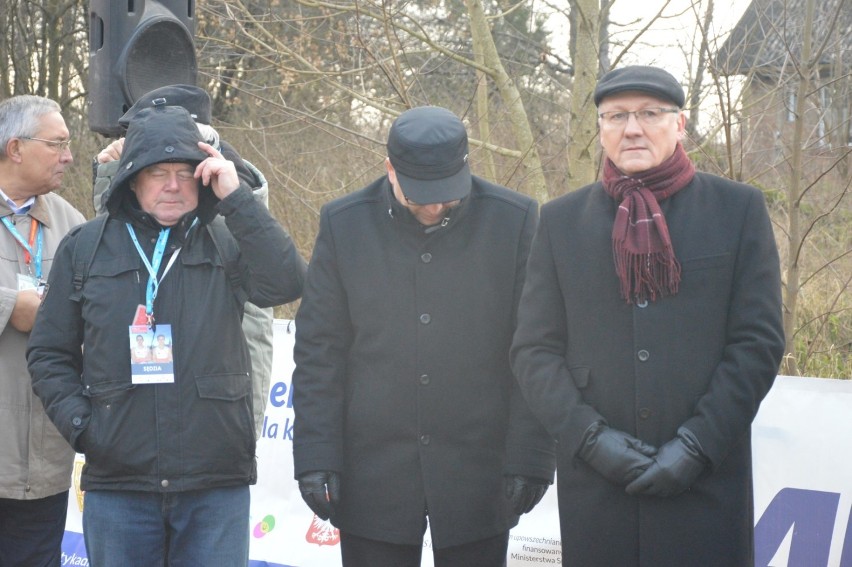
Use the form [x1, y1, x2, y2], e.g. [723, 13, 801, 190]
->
[387, 106, 471, 205]
[594, 66, 685, 107]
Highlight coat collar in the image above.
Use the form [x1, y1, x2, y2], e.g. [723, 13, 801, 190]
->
[383, 177, 472, 235]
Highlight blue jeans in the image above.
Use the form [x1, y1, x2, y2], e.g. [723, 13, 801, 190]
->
[83, 486, 250, 567]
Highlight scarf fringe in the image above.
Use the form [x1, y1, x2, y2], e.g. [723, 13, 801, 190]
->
[603, 143, 694, 304]
[612, 248, 682, 303]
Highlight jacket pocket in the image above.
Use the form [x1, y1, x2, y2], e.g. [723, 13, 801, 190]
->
[196, 373, 251, 401]
[81, 381, 148, 472]
[679, 252, 730, 273]
[185, 374, 255, 473]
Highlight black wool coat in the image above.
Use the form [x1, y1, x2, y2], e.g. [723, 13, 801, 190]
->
[293, 175, 555, 549]
[511, 172, 785, 567]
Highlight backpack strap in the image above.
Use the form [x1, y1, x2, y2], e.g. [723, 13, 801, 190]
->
[206, 215, 248, 306]
[69, 214, 109, 302]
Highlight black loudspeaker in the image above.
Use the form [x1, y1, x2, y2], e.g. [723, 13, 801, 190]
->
[88, 0, 197, 136]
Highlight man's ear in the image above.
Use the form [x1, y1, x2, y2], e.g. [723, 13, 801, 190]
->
[5, 138, 24, 164]
[675, 111, 687, 140]
[385, 157, 398, 185]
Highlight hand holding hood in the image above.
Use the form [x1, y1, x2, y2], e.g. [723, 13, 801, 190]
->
[104, 105, 219, 221]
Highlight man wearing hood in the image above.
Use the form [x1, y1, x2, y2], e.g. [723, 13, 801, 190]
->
[27, 105, 306, 565]
[91, 84, 275, 441]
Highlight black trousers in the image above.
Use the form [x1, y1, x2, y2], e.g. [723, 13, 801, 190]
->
[340, 530, 509, 567]
[0, 490, 69, 567]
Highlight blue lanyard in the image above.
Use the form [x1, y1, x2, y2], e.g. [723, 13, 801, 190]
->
[126, 223, 173, 320]
[2, 216, 43, 279]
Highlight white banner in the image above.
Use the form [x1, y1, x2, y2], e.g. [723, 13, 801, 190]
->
[60, 321, 851, 567]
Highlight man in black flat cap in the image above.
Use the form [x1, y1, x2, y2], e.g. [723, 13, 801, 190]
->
[511, 65, 785, 566]
[293, 106, 555, 566]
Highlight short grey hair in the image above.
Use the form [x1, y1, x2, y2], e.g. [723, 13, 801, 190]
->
[0, 95, 62, 159]
[195, 122, 220, 150]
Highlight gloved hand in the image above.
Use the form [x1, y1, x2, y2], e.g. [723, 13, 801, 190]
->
[626, 427, 709, 497]
[297, 470, 341, 520]
[504, 475, 551, 515]
[577, 422, 658, 486]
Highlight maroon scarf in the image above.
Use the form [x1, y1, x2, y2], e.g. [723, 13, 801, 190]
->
[602, 143, 695, 304]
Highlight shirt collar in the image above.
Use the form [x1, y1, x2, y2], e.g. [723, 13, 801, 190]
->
[0, 187, 35, 214]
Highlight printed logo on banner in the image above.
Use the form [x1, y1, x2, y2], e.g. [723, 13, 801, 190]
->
[253, 514, 276, 538]
[306, 515, 340, 547]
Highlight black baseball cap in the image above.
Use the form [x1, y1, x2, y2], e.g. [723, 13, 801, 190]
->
[387, 107, 471, 205]
[594, 66, 685, 108]
[118, 84, 212, 129]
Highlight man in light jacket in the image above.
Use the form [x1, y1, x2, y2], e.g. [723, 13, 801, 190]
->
[0, 95, 85, 566]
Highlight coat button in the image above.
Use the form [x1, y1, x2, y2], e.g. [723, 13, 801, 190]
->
[161, 479, 170, 488]
[636, 299, 649, 308]
[421, 253, 432, 263]
[420, 435, 431, 445]
[420, 313, 431, 324]
[72, 417, 83, 427]
[637, 349, 650, 362]
[419, 374, 430, 385]
[638, 408, 651, 419]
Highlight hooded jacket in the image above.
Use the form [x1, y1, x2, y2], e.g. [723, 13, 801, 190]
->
[27, 106, 306, 492]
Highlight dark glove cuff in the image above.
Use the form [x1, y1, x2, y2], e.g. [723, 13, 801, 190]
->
[578, 420, 606, 459]
[677, 427, 710, 465]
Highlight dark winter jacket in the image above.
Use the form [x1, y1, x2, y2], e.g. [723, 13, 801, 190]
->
[511, 172, 785, 566]
[293, 175, 555, 549]
[27, 106, 306, 492]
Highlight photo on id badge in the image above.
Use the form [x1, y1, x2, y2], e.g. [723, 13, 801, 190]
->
[129, 324, 175, 384]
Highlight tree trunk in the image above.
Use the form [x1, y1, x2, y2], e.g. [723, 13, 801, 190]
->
[464, 0, 548, 202]
[567, 0, 601, 191]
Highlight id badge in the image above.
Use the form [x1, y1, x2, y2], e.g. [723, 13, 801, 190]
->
[16, 273, 38, 291]
[130, 323, 175, 384]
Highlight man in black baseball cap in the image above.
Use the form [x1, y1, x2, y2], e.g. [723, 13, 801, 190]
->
[293, 106, 555, 566]
[386, 106, 471, 205]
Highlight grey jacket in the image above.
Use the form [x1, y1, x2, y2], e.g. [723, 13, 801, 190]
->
[0, 192, 85, 499]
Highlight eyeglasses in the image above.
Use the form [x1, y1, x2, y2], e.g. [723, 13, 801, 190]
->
[20, 137, 72, 152]
[598, 108, 679, 128]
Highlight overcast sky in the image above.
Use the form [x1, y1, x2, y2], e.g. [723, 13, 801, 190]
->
[544, 0, 752, 80]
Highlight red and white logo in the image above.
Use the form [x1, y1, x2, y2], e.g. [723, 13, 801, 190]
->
[305, 515, 340, 547]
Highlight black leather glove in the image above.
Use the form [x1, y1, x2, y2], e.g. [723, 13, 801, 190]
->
[626, 427, 709, 497]
[504, 475, 551, 515]
[297, 470, 340, 520]
[577, 422, 658, 486]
